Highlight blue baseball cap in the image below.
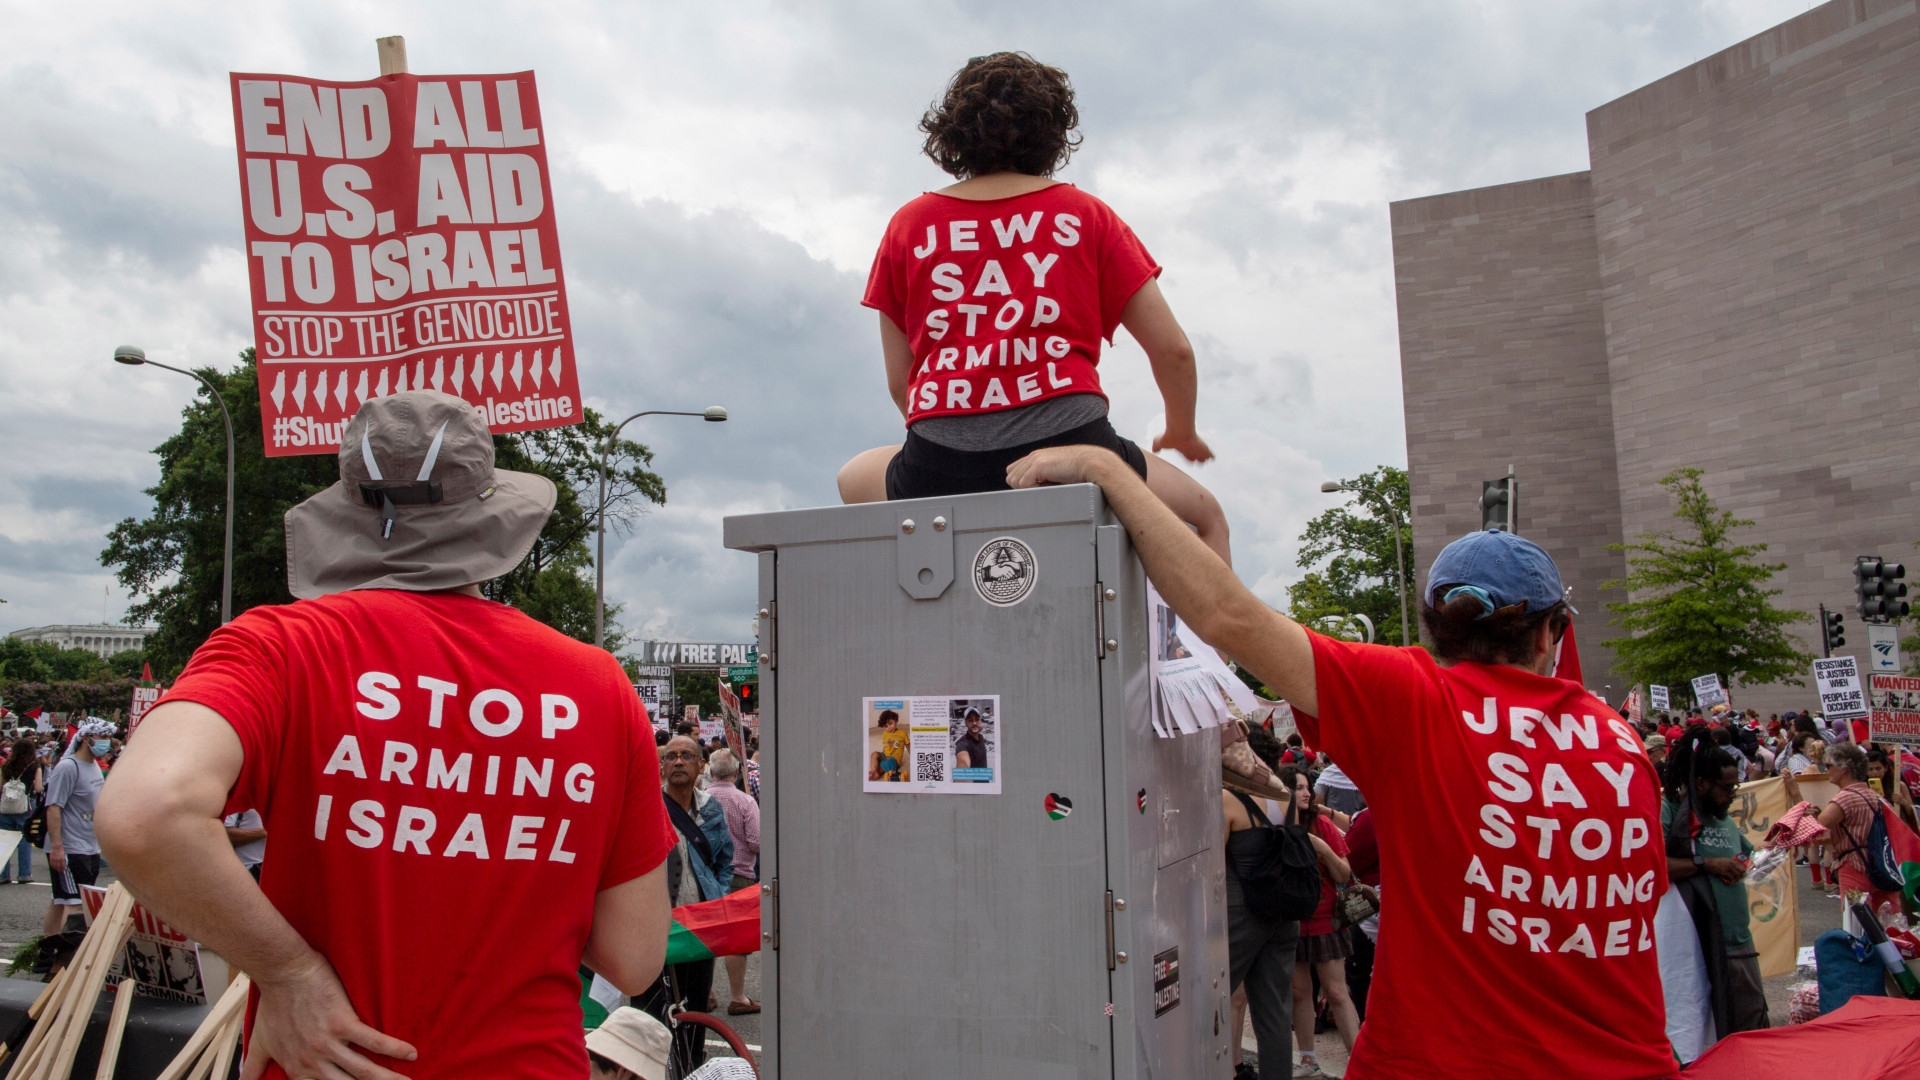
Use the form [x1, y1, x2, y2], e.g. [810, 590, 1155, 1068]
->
[1425, 530, 1577, 617]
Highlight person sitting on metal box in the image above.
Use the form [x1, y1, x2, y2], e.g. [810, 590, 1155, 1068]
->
[837, 51, 1231, 566]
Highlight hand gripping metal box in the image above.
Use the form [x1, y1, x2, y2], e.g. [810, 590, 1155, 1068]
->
[724, 484, 1230, 1080]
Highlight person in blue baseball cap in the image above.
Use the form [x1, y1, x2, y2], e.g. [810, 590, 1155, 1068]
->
[1006, 445, 1675, 1080]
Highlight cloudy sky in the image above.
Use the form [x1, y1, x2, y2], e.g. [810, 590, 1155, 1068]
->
[0, 0, 1812, 645]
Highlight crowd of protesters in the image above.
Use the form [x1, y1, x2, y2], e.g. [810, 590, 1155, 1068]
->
[626, 715, 762, 1072]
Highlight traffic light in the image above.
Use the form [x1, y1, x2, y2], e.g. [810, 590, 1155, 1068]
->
[1854, 556, 1911, 620]
[1479, 477, 1515, 532]
[1821, 607, 1845, 654]
[737, 682, 756, 710]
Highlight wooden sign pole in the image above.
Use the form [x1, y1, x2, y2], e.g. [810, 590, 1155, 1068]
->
[376, 35, 407, 76]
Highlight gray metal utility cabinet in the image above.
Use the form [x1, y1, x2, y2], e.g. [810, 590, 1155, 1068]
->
[725, 484, 1229, 1080]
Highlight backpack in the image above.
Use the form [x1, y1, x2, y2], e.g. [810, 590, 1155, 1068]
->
[0, 778, 27, 815]
[1837, 791, 1905, 893]
[1226, 791, 1323, 923]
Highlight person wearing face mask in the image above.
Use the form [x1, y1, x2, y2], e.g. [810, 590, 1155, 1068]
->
[39, 718, 114, 945]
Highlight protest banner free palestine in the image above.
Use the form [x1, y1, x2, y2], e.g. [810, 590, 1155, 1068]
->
[229, 72, 581, 455]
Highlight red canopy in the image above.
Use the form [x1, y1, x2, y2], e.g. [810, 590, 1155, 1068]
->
[1683, 997, 1920, 1078]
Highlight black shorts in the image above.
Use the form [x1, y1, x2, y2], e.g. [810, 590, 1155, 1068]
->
[50, 852, 100, 905]
[885, 417, 1150, 500]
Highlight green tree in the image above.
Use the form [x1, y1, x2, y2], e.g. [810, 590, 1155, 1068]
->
[1286, 466, 1414, 646]
[483, 413, 665, 650]
[1602, 468, 1811, 691]
[0, 638, 115, 684]
[102, 350, 336, 674]
[103, 349, 665, 674]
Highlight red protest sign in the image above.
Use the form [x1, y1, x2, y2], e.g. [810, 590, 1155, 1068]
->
[229, 71, 581, 456]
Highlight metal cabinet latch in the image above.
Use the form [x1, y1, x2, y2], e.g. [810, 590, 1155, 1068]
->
[898, 505, 955, 600]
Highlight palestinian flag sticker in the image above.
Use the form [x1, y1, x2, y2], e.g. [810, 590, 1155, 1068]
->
[1044, 793, 1073, 821]
[1137, 788, 1148, 814]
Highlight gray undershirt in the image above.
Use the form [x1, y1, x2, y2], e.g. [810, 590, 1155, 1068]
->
[911, 393, 1109, 451]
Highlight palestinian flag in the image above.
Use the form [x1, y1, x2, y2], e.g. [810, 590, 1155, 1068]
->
[579, 885, 762, 1027]
[1882, 803, 1920, 918]
[664, 884, 762, 965]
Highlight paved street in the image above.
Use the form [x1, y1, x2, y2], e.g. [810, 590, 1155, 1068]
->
[0, 845, 117, 972]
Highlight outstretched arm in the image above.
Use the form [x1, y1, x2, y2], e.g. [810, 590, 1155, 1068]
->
[1007, 445, 1317, 714]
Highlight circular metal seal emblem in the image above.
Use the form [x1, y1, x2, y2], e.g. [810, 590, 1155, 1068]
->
[973, 536, 1038, 607]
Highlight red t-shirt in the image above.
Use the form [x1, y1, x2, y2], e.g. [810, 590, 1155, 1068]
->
[861, 183, 1160, 422]
[165, 591, 673, 1080]
[1345, 808, 1381, 888]
[1299, 634, 1675, 1080]
[1302, 814, 1350, 937]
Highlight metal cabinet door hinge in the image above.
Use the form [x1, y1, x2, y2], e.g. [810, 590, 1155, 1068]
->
[1095, 581, 1108, 659]
[760, 602, 777, 671]
[763, 877, 779, 950]
[1105, 889, 1116, 971]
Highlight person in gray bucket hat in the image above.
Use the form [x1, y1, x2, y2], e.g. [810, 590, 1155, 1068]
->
[97, 390, 676, 1080]
[286, 389, 557, 597]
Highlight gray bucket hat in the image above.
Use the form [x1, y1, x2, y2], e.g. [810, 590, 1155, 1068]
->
[285, 390, 556, 599]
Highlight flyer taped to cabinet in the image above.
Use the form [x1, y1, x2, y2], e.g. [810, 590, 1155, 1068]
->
[863, 696, 1001, 794]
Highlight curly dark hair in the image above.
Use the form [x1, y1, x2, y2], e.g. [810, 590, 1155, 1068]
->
[920, 52, 1082, 179]
[1418, 592, 1572, 666]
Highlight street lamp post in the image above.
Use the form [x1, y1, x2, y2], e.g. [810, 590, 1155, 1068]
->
[594, 406, 728, 649]
[1321, 478, 1411, 647]
[114, 346, 235, 624]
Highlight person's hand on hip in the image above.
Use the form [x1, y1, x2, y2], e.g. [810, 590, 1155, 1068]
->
[241, 952, 417, 1080]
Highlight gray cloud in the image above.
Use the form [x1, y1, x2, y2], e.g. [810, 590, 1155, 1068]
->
[0, 0, 1811, 640]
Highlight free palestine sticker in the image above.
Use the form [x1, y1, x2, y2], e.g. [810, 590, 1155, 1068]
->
[1044, 793, 1073, 820]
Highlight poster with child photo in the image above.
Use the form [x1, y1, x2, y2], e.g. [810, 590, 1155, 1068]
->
[862, 695, 1001, 794]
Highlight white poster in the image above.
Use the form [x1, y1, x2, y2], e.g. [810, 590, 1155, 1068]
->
[1147, 581, 1258, 739]
[82, 886, 207, 1004]
[862, 696, 1000, 794]
[1867, 623, 1902, 672]
[1690, 673, 1727, 708]
[635, 682, 666, 730]
[1649, 684, 1670, 712]
[1812, 656, 1868, 722]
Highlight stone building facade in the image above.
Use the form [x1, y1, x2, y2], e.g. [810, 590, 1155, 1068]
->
[8, 624, 157, 660]
[1393, 0, 1920, 711]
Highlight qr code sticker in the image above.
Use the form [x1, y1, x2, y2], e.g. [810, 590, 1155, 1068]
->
[915, 753, 944, 782]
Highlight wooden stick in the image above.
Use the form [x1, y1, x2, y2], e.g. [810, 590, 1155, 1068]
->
[204, 1006, 243, 1080]
[45, 888, 133, 1077]
[153, 977, 250, 1080]
[27, 887, 135, 1080]
[29, 963, 73, 1021]
[13, 892, 110, 1078]
[0, 961, 76, 1070]
[91, 981, 135, 1080]
[185, 1008, 242, 1080]
[376, 36, 407, 75]
[178, 1007, 241, 1080]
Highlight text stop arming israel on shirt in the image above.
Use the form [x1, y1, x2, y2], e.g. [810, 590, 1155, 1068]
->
[229, 71, 582, 455]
